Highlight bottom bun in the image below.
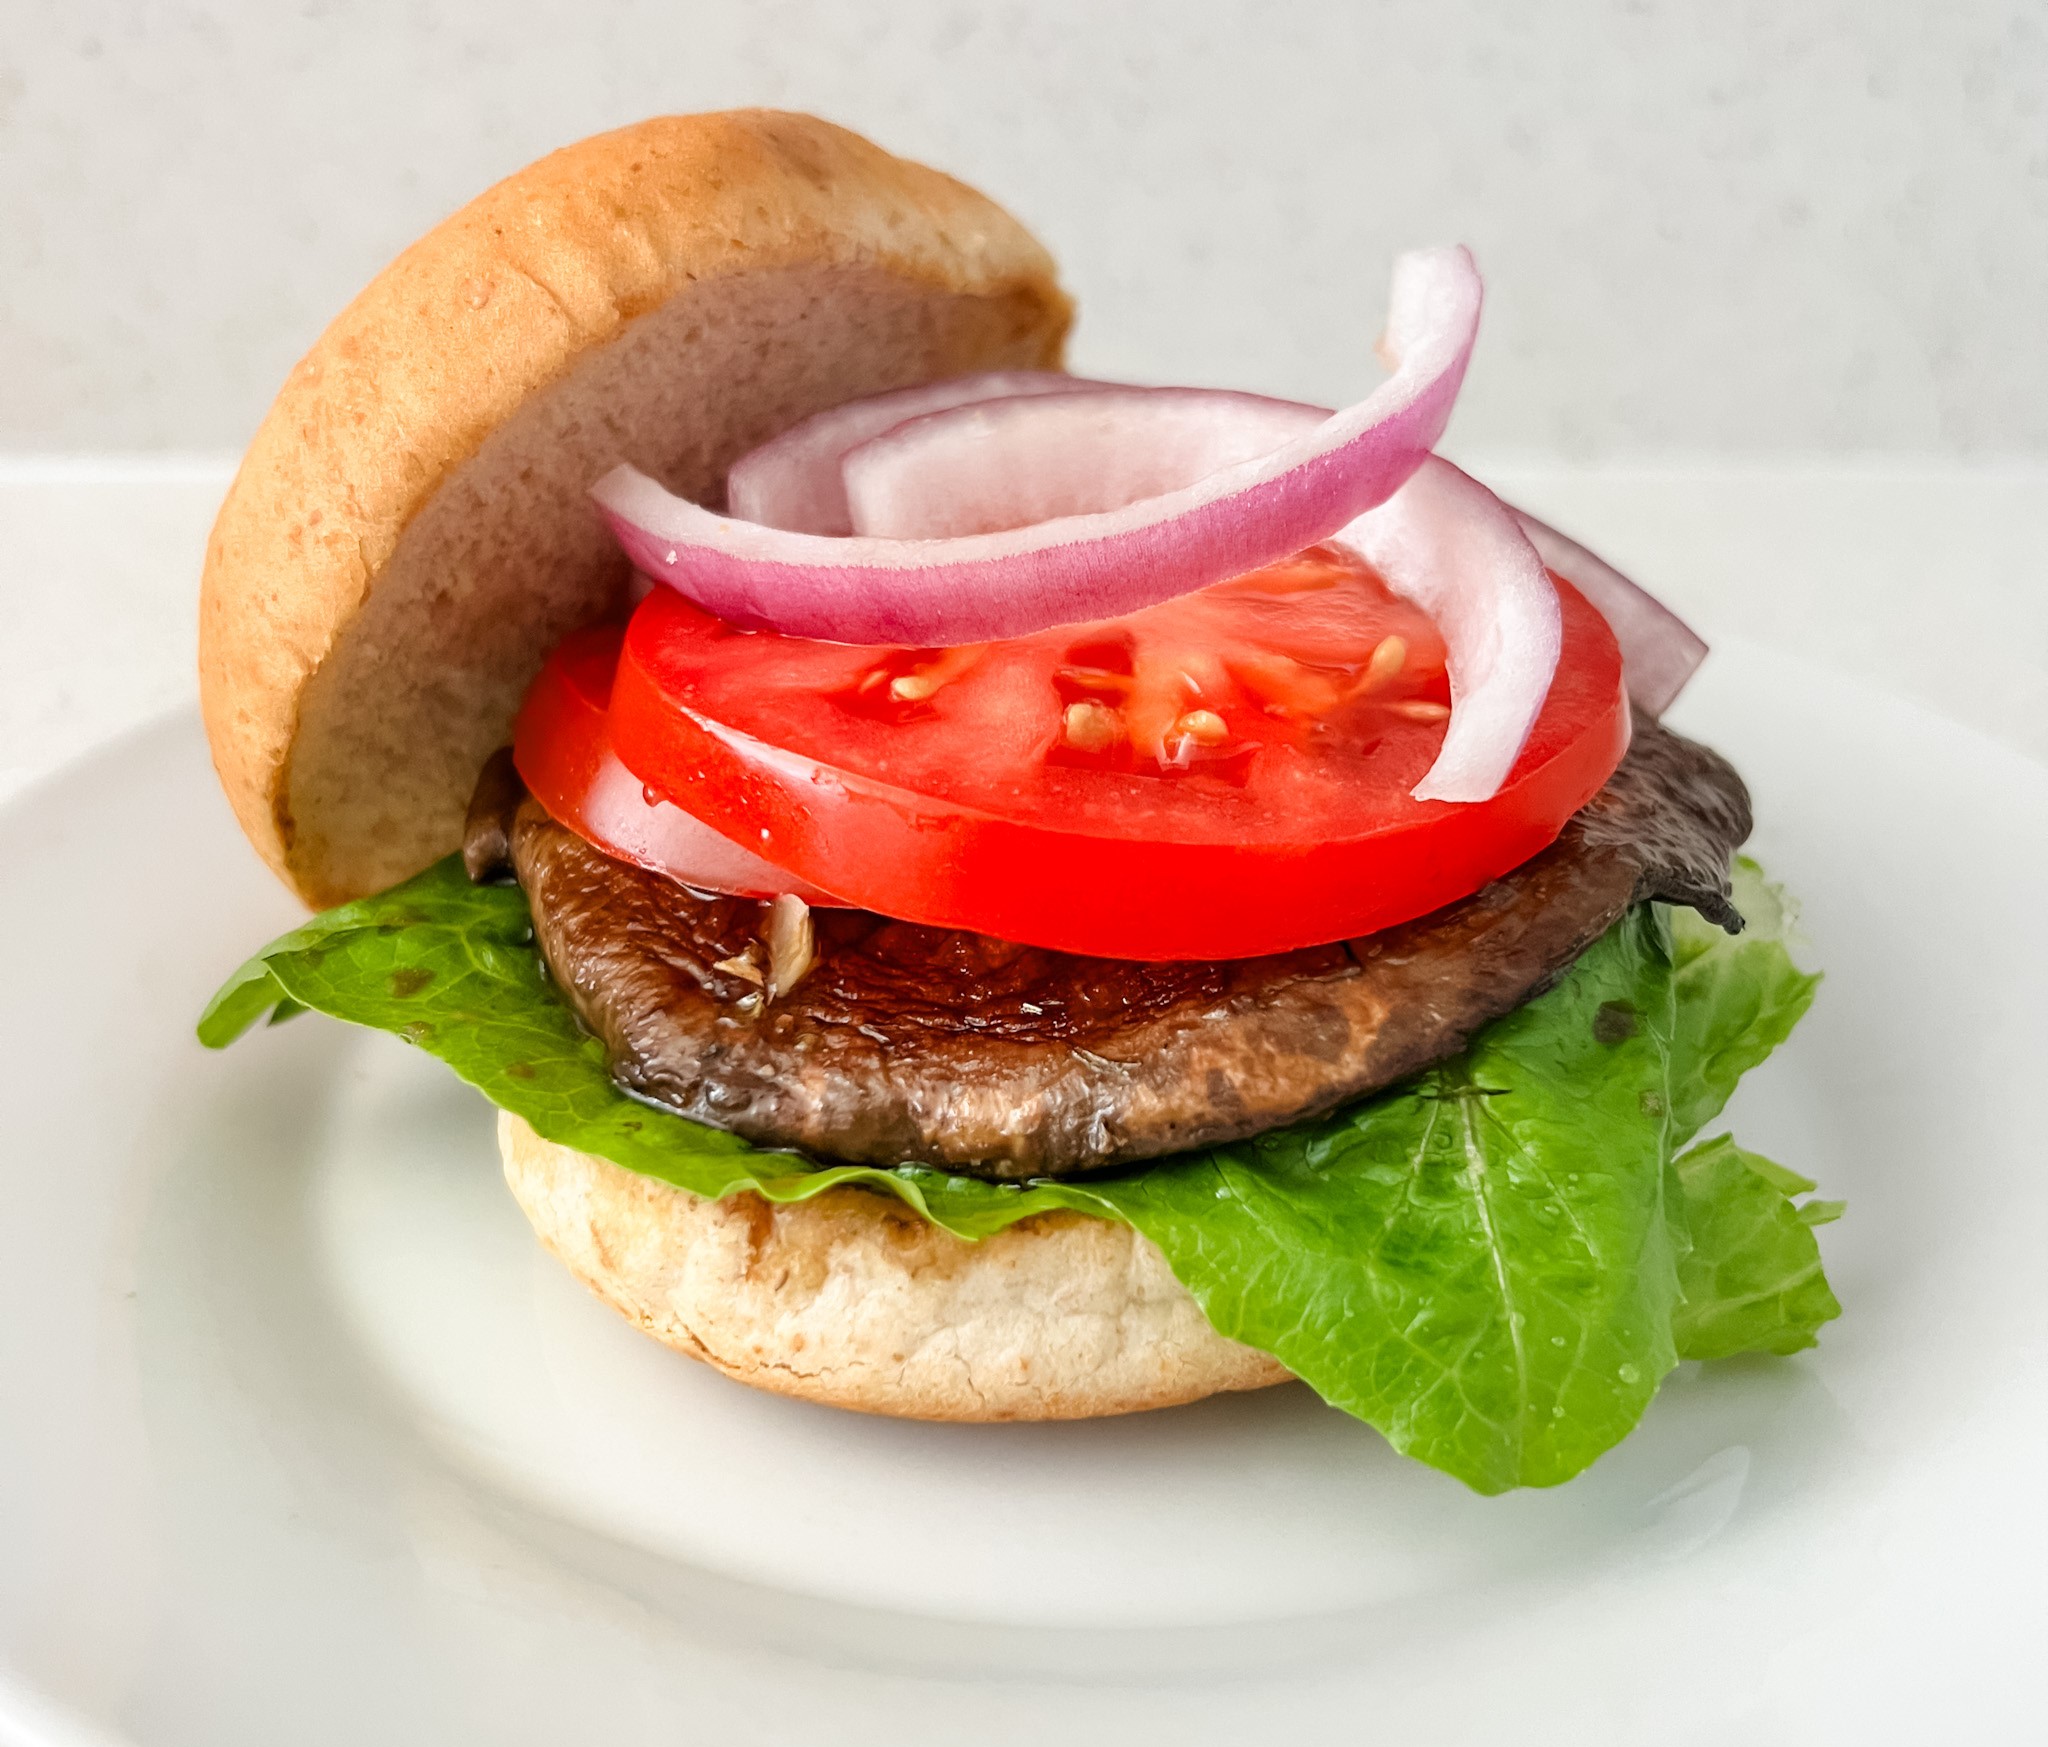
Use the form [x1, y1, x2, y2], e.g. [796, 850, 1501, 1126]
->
[499, 1113, 1291, 1421]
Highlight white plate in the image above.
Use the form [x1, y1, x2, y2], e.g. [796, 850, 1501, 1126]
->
[1, 641, 2043, 1744]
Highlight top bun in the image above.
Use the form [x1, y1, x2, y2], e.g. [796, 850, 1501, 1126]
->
[200, 111, 1072, 906]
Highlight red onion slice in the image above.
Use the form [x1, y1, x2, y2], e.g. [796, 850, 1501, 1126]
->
[845, 391, 1704, 721]
[841, 388, 1563, 803]
[572, 747, 843, 904]
[591, 246, 1482, 646]
[1334, 458, 1562, 803]
[849, 398, 1560, 803]
[727, 370, 1123, 535]
[1505, 508, 1708, 718]
[843, 387, 1329, 538]
[835, 392, 1707, 729]
[514, 628, 844, 904]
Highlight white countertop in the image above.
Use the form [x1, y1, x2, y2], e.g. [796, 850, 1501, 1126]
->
[2, 457, 2042, 810]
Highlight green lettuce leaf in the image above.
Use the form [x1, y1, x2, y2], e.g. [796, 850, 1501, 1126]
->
[1075, 906, 1684, 1493]
[1670, 1135, 1843, 1359]
[196, 860, 1084, 1239]
[202, 854, 1836, 1492]
[1666, 858, 1822, 1144]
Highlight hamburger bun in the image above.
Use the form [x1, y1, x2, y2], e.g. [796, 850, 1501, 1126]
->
[200, 109, 1071, 909]
[500, 1115, 1290, 1419]
[203, 110, 1284, 1422]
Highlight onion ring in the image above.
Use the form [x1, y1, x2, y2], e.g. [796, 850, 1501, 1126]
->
[843, 387, 1329, 538]
[726, 370, 1123, 535]
[514, 626, 842, 904]
[842, 392, 1563, 803]
[1334, 458, 1563, 802]
[845, 399, 1707, 725]
[590, 246, 1482, 645]
[1505, 508, 1707, 719]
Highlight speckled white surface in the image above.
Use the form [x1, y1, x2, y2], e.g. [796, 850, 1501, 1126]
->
[3, 0, 2043, 456]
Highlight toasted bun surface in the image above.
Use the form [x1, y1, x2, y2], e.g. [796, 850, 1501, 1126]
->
[201, 110, 1072, 907]
[500, 1115, 1291, 1420]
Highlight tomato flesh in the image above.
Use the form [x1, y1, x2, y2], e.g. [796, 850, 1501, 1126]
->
[599, 545, 1628, 959]
[513, 623, 839, 904]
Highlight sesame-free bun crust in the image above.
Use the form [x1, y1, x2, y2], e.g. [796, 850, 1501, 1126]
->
[499, 1115, 1291, 1421]
[200, 111, 1072, 907]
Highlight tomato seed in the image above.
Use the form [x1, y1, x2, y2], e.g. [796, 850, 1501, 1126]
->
[888, 642, 988, 703]
[1365, 635, 1408, 690]
[1063, 699, 1123, 752]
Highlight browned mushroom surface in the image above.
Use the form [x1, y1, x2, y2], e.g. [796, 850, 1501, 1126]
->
[466, 720, 1750, 1180]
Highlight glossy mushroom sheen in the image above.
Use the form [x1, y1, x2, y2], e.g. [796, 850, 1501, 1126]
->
[467, 720, 1750, 1180]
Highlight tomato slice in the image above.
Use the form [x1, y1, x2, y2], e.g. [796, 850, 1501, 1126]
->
[513, 623, 839, 904]
[607, 546, 1629, 959]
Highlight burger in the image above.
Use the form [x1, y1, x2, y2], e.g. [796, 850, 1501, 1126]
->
[196, 111, 1840, 1494]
